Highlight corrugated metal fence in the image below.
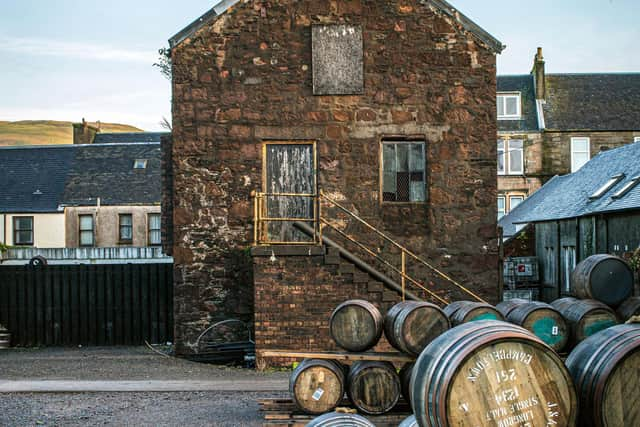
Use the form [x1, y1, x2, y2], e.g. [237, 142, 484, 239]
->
[0, 263, 173, 346]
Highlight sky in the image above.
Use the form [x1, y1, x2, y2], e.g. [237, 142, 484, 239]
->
[0, 0, 639, 131]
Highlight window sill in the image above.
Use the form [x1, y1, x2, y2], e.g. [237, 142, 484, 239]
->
[380, 201, 428, 206]
[498, 116, 522, 121]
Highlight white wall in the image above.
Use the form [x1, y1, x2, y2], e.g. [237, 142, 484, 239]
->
[4, 213, 66, 248]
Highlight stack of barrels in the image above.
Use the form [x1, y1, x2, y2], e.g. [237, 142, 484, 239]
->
[0, 324, 9, 350]
[291, 299, 450, 419]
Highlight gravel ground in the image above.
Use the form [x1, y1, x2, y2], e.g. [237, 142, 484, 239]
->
[0, 347, 289, 381]
[0, 347, 291, 426]
[0, 391, 288, 426]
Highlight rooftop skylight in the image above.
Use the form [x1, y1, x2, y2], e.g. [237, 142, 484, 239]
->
[589, 174, 625, 199]
[133, 159, 147, 169]
[612, 176, 640, 199]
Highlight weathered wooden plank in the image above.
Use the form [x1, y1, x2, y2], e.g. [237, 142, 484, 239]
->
[259, 350, 414, 363]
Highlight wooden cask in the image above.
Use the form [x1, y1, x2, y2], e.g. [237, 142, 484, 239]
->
[571, 254, 633, 307]
[496, 298, 529, 318]
[447, 301, 504, 326]
[399, 415, 418, 427]
[616, 297, 640, 322]
[330, 300, 383, 352]
[399, 362, 414, 404]
[306, 412, 376, 427]
[0, 331, 9, 349]
[442, 300, 468, 319]
[289, 359, 345, 415]
[384, 301, 450, 356]
[507, 301, 569, 352]
[551, 298, 618, 347]
[411, 320, 578, 427]
[566, 324, 640, 427]
[347, 361, 401, 415]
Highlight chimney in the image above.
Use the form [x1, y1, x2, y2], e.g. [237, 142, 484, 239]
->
[72, 118, 99, 144]
[532, 47, 546, 100]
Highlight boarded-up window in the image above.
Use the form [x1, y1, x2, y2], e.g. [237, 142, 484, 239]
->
[312, 25, 364, 95]
[382, 139, 426, 203]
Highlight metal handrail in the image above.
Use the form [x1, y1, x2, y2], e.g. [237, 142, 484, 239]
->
[319, 190, 487, 304]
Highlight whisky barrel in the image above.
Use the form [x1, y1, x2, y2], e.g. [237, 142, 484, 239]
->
[496, 298, 529, 318]
[347, 361, 400, 415]
[289, 359, 345, 415]
[305, 412, 375, 427]
[384, 301, 450, 356]
[411, 320, 578, 427]
[0, 326, 9, 349]
[398, 415, 418, 427]
[566, 324, 640, 427]
[442, 301, 468, 319]
[330, 300, 383, 352]
[571, 254, 633, 307]
[399, 362, 414, 404]
[551, 298, 618, 347]
[616, 297, 640, 322]
[507, 301, 569, 352]
[447, 301, 504, 326]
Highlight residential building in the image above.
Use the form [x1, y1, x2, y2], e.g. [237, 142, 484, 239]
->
[497, 48, 640, 222]
[0, 139, 164, 252]
[165, 0, 503, 363]
[500, 142, 640, 301]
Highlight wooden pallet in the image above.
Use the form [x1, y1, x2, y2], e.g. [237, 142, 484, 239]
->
[259, 398, 412, 427]
[258, 350, 415, 363]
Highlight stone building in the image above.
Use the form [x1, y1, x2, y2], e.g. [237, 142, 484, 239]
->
[165, 0, 504, 362]
[497, 48, 640, 224]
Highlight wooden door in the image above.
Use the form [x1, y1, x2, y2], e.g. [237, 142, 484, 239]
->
[263, 142, 316, 243]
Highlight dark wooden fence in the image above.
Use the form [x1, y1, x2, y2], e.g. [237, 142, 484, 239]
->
[0, 263, 173, 346]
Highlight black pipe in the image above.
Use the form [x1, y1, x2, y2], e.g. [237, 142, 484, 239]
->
[293, 221, 421, 301]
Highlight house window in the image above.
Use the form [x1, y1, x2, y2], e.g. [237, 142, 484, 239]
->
[13, 216, 34, 246]
[382, 139, 426, 203]
[148, 213, 161, 246]
[133, 159, 147, 169]
[79, 215, 94, 247]
[497, 93, 521, 119]
[634, 137, 640, 143]
[509, 195, 524, 211]
[562, 246, 576, 294]
[119, 214, 133, 243]
[498, 196, 506, 219]
[571, 137, 590, 173]
[497, 139, 524, 175]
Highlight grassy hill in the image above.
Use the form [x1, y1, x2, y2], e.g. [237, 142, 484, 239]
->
[0, 120, 143, 146]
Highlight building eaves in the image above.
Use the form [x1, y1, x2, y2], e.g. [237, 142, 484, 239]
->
[169, 0, 240, 48]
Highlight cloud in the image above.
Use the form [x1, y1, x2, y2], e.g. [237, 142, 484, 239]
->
[0, 35, 157, 64]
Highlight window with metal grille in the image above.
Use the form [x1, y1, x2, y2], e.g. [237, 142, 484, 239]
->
[119, 214, 133, 243]
[13, 216, 34, 246]
[382, 139, 426, 203]
[79, 215, 94, 247]
[148, 213, 161, 246]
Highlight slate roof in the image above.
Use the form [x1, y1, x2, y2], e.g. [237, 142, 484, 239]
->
[0, 146, 75, 213]
[543, 73, 640, 131]
[501, 142, 640, 230]
[0, 143, 161, 213]
[93, 132, 169, 145]
[497, 75, 539, 132]
[169, 0, 504, 53]
[62, 143, 161, 206]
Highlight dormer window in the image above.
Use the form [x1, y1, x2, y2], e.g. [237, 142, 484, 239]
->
[612, 177, 640, 199]
[589, 174, 625, 199]
[133, 159, 147, 169]
[497, 93, 521, 119]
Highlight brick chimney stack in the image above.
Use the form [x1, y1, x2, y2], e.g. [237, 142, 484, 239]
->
[532, 47, 546, 101]
[72, 118, 100, 144]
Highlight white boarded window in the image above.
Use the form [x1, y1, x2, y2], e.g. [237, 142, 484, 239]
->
[571, 137, 590, 173]
[497, 93, 521, 119]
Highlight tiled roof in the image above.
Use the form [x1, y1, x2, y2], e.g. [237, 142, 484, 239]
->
[0, 143, 161, 213]
[543, 74, 640, 131]
[169, 0, 504, 53]
[502, 142, 640, 228]
[0, 146, 75, 213]
[497, 75, 539, 133]
[93, 132, 169, 144]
